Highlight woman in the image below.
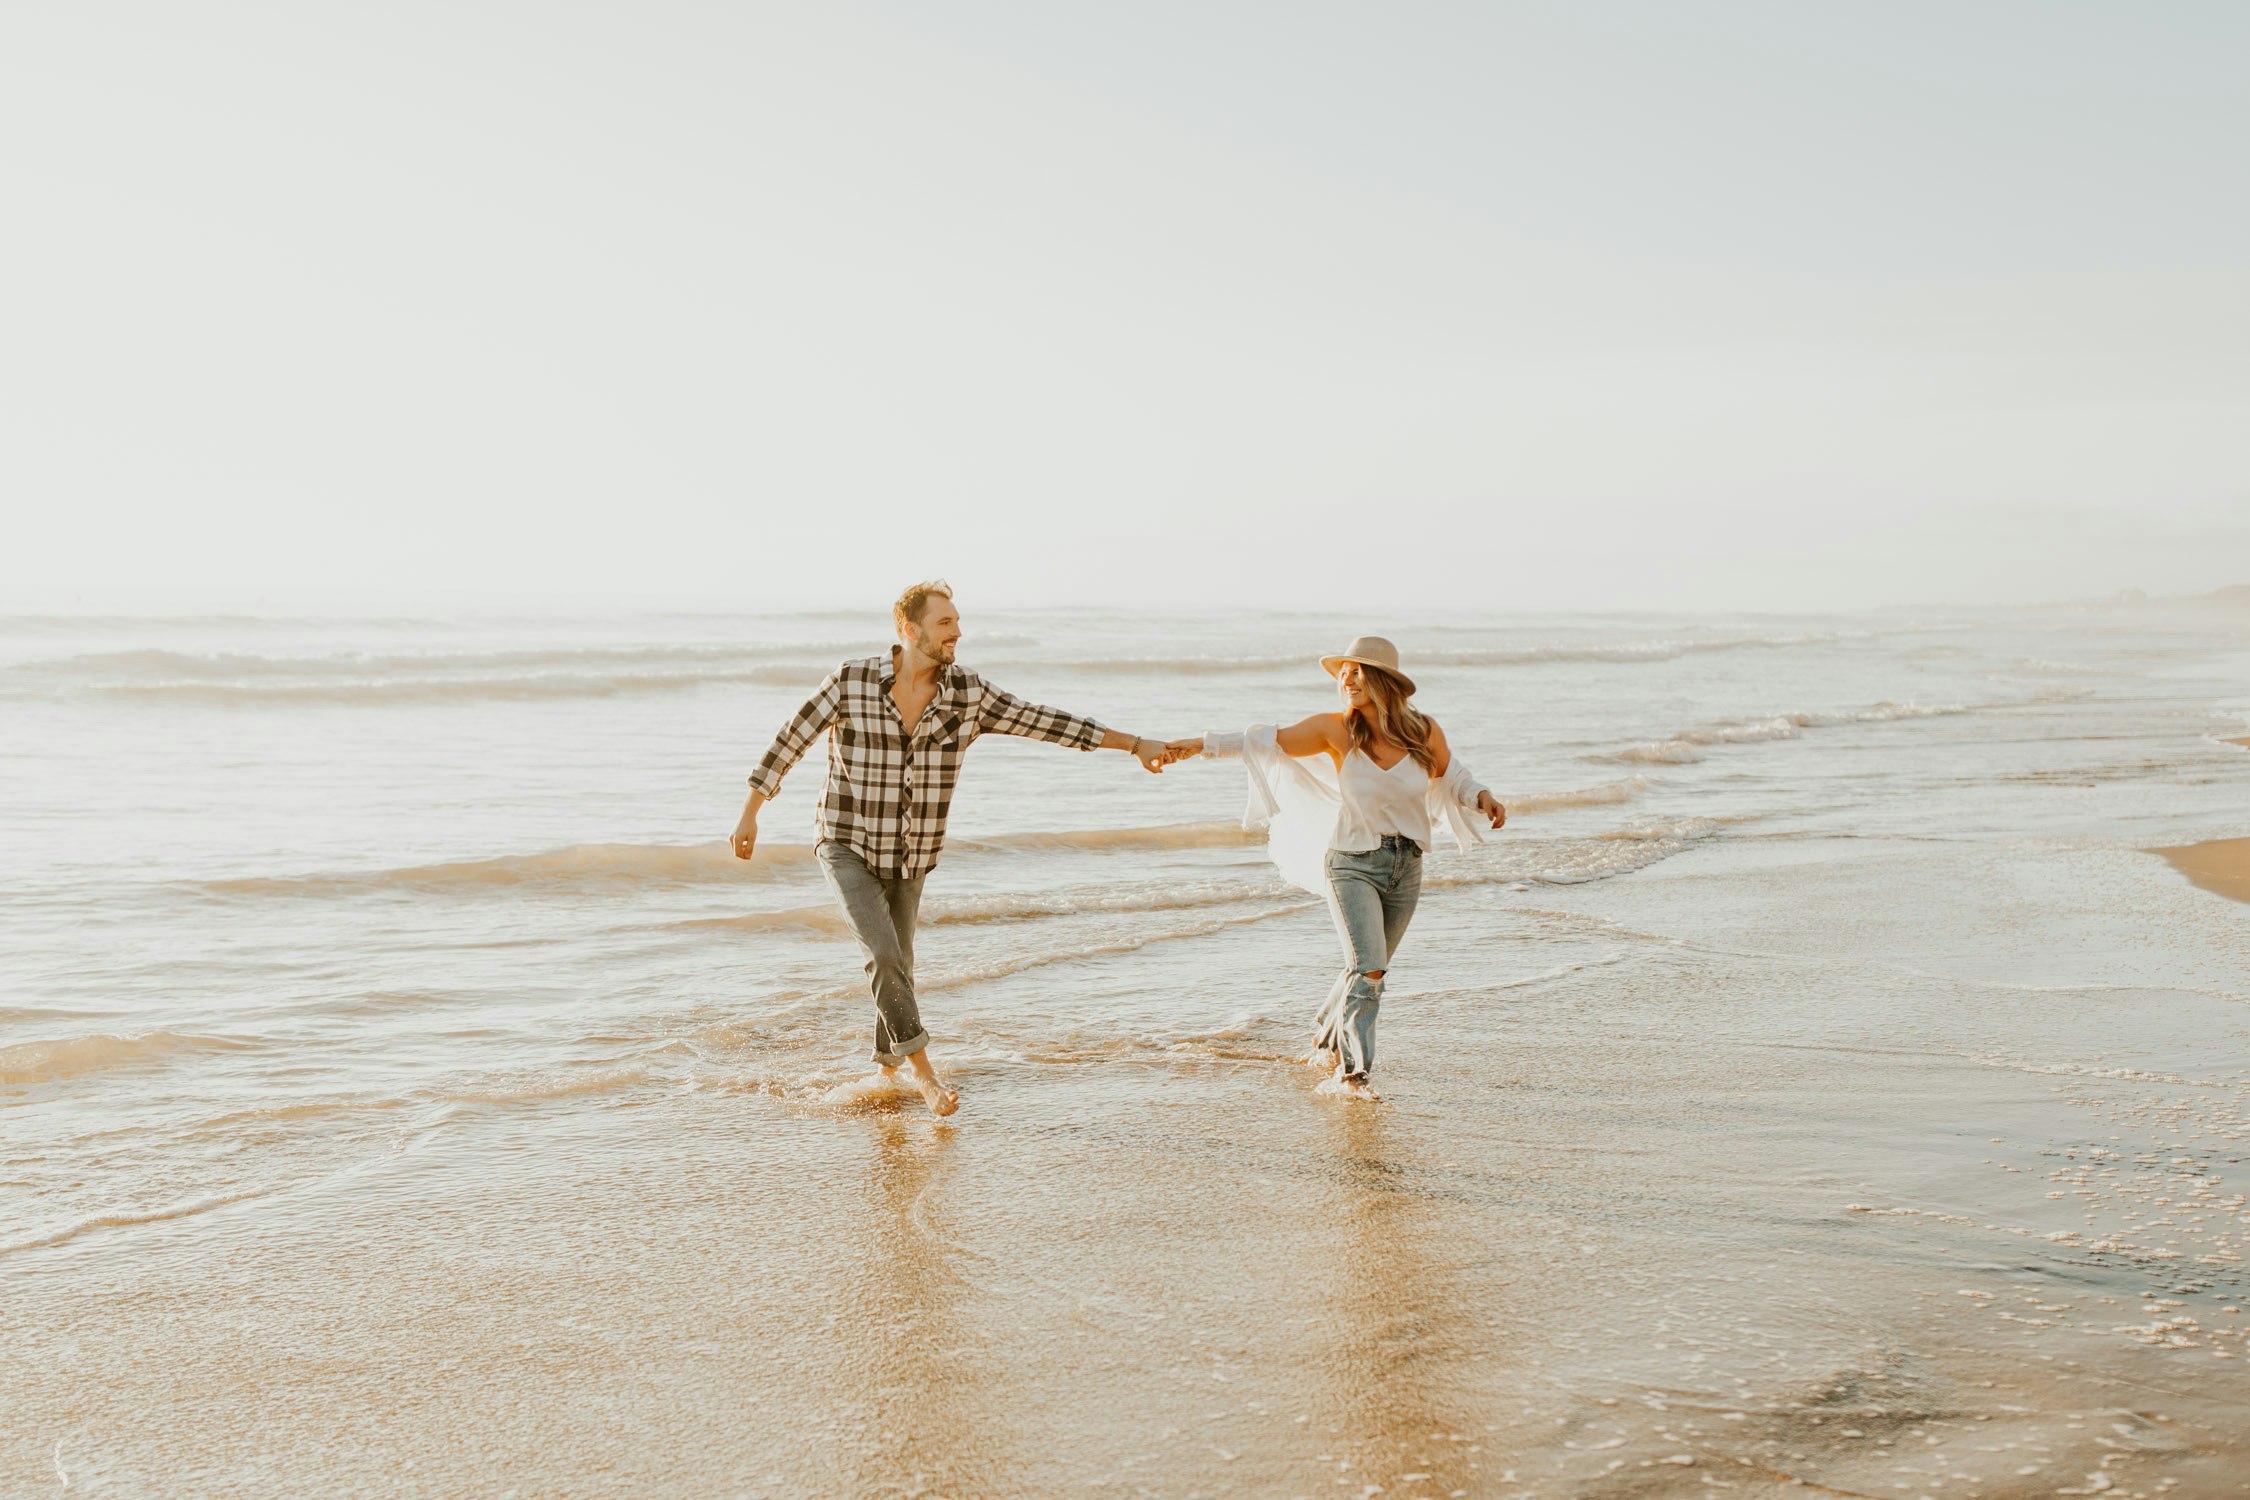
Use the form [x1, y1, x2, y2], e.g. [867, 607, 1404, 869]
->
[1163, 637, 1505, 1099]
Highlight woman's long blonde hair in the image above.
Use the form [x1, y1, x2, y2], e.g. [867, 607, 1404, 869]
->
[1346, 665, 1441, 775]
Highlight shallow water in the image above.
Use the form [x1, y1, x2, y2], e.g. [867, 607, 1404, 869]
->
[5, 604, 2249, 1496]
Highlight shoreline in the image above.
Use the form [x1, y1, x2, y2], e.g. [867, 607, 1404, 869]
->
[2152, 835, 2250, 906]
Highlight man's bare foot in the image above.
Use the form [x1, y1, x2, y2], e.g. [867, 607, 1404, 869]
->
[901, 1052, 959, 1117]
[1315, 1073, 1381, 1101]
[913, 1074, 959, 1117]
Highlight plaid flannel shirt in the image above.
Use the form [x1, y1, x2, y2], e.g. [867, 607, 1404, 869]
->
[749, 649, 1110, 879]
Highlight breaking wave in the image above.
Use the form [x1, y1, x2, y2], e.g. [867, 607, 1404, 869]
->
[7, 644, 839, 704]
[201, 840, 817, 897]
[1504, 777, 1648, 814]
[0, 1031, 253, 1085]
[197, 777, 1712, 915]
[198, 790, 1668, 909]
[198, 824, 1257, 901]
[1599, 702, 1969, 765]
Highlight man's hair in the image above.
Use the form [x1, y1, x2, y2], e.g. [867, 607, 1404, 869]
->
[893, 579, 954, 635]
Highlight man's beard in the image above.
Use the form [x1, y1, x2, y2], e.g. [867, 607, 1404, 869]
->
[921, 639, 957, 666]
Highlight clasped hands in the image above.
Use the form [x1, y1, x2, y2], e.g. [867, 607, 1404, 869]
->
[1128, 736, 1205, 773]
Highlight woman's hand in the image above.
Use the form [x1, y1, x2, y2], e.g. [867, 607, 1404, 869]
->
[1476, 791, 1506, 830]
[1161, 737, 1204, 765]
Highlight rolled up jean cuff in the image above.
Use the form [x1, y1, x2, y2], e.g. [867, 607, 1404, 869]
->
[875, 1031, 930, 1066]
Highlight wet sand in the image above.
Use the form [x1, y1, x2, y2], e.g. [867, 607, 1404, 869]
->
[12, 834, 2250, 1496]
[2152, 836, 2250, 906]
[14, 1049, 2250, 1497]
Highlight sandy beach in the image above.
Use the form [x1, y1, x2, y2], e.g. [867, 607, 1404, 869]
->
[2153, 836, 2250, 906]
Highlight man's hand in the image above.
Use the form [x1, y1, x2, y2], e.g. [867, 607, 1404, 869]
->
[1161, 737, 1204, 766]
[1476, 791, 1506, 830]
[730, 789, 770, 860]
[1097, 728, 1169, 772]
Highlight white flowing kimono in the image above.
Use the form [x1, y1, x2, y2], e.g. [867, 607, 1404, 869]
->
[1204, 726, 1489, 895]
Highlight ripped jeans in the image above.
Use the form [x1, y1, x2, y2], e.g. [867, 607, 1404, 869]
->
[1312, 834, 1423, 1080]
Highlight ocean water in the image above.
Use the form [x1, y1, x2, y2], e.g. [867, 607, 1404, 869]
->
[5, 604, 2249, 1496]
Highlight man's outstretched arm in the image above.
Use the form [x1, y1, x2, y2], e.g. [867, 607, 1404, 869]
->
[977, 683, 1168, 772]
[733, 669, 844, 859]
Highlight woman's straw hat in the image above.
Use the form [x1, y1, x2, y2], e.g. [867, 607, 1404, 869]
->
[1319, 635, 1415, 696]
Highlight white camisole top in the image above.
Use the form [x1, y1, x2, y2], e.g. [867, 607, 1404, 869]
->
[1195, 725, 1488, 894]
[1333, 747, 1434, 853]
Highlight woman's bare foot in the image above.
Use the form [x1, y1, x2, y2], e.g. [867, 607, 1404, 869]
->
[1303, 1045, 1338, 1070]
[1315, 1072, 1382, 1101]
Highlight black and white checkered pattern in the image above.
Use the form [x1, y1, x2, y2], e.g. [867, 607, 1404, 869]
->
[750, 649, 1109, 879]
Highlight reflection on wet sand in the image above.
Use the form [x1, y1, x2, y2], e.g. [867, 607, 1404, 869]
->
[1306, 1105, 1483, 1496]
[834, 1114, 1011, 1497]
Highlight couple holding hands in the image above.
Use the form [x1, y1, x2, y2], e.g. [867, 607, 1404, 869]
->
[730, 580, 1506, 1116]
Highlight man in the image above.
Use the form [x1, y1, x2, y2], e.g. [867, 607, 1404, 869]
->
[730, 580, 1169, 1116]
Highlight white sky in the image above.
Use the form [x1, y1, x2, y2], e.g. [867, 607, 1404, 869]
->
[5, 1, 2246, 614]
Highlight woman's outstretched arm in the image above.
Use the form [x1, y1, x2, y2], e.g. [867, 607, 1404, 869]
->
[1275, 712, 1347, 757]
[1164, 713, 1344, 764]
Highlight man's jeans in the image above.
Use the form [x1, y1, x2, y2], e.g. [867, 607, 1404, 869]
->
[816, 841, 930, 1065]
[1313, 834, 1423, 1080]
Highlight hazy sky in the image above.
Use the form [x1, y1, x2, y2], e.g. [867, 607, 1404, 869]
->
[6, 1, 2246, 613]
